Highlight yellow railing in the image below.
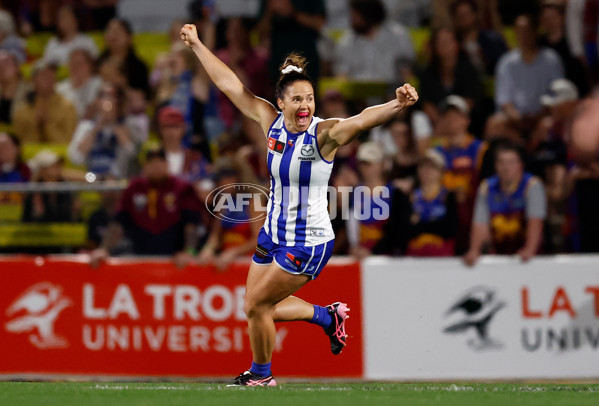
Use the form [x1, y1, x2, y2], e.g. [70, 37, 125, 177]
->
[0, 223, 87, 246]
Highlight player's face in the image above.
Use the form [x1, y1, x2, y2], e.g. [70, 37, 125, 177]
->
[278, 80, 315, 133]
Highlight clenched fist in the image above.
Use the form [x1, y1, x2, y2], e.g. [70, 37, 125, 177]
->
[396, 83, 419, 108]
[180, 24, 201, 49]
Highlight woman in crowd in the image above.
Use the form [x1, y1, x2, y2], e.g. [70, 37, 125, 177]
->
[155, 43, 207, 143]
[97, 18, 149, 94]
[68, 82, 144, 178]
[0, 50, 27, 126]
[418, 27, 482, 125]
[386, 116, 420, 193]
[0, 132, 29, 183]
[56, 48, 103, 119]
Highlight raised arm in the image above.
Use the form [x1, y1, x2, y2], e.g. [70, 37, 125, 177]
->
[463, 183, 491, 267]
[180, 24, 278, 135]
[317, 84, 418, 160]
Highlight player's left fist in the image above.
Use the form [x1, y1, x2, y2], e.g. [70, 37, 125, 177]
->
[396, 83, 418, 108]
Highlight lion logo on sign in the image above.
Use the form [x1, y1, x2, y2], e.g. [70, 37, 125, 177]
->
[5, 282, 72, 349]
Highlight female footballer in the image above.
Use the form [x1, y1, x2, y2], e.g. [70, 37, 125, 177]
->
[180, 23, 418, 386]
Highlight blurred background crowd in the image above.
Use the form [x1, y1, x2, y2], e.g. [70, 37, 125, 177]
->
[1, 0, 599, 268]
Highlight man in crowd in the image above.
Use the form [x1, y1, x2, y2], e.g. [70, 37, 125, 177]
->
[258, 0, 326, 83]
[400, 149, 458, 256]
[334, 0, 415, 83]
[0, 10, 25, 62]
[451, 0, 507, 75]
[434, 95, 487, 254]
[539, 0, 589, 96]
[531, 79, 578, 252]
[91, 148, 203, 268]
[464, 143, 546, 265]
[495, 13, 563, 130]
[22, 150, 77, 223]
[530, 78, 578, 181]
[158, 106, 211, 183]
[13, 59, 78, 143]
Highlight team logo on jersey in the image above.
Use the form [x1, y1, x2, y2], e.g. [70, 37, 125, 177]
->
[133, 193, 147, 210]
[268, 137, 285, 155]
[301, 145, 314, 156]
[310, 228, 325, 237]
[164, 193, 176, 212]
[299, 144, 316, 161]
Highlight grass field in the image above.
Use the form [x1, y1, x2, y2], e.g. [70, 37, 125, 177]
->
[1, 382, 598, 406]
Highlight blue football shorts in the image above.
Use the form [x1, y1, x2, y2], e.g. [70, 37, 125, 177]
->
[252, 227, 334, 279]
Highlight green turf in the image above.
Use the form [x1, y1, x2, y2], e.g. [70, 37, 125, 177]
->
[0, 382, 598, 406]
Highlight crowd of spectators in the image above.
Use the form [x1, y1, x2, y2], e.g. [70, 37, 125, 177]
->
[1, 0, 599, 268]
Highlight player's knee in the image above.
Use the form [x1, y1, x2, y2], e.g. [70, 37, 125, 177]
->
[243, 298, 271, 319]
[243, 300, 253, 318]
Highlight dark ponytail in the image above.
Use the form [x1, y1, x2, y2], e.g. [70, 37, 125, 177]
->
[275, 52, 313, 99]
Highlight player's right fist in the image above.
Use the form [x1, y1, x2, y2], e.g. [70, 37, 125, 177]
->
[180, 24, 201, 48]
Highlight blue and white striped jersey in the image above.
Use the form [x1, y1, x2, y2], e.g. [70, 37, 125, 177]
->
[263, 113, 334, 246]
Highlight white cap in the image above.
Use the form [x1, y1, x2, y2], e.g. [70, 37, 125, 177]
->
[420, 149, 446, 170]
[541, 79, 579, 107]
[0, 10, 15, 34]
[439, 95, 470, 115]
[356, 141, 385, 163]
[28, 150, 63, 174]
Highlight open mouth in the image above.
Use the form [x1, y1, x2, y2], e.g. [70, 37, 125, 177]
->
[297, 112, 309, 127]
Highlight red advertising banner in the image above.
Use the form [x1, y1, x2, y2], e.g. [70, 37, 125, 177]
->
[0, 256, 362, 378]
